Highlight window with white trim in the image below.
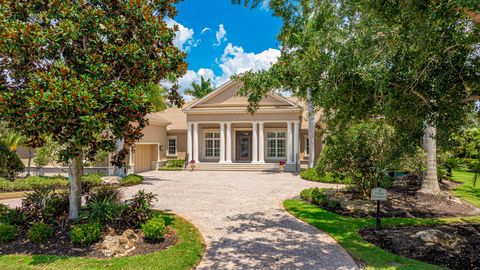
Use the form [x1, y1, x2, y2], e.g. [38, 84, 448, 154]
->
[267, 131, 286, 158]
[167, 137, 177, 156]
[204, 132, 220, 158]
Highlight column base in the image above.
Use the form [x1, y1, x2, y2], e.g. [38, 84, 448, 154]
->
[224, 160, 233, 164]
[251, 161, 260, 164]
[257, 160, 265, 164]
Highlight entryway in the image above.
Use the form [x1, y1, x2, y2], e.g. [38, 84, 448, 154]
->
[235, 131, 252, 162]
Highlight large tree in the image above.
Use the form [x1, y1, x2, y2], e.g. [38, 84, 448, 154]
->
[235, 0, 480, 194]
[0, 0, 187, 219]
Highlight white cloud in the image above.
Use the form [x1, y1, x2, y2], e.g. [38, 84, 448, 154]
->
[201, 27, 211, 34]
[216, 43, 280, 85]
[165, 18, 199, 52]
[214, 24, 227, 46]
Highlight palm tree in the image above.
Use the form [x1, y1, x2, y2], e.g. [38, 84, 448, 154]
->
[145, 83, 168, 112]
[3, 133, 23, 152]
[184, 76, 214, 99]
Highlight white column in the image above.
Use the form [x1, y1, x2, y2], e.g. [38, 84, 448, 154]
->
[187, 123, 193, 162]
[252, 122, 258, 163]
[258, 122, 265, 163]
[287, 121, 293, 164]
[226, 122, 232, 163]
[128, 145, 135, 174]
[219, 123, 226, 163]
[193, 123, 200, 163]
[294, 121, 300, 164]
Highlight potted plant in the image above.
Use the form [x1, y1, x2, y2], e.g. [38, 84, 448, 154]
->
[279, 160, 286, 172]
[189, 160, 196, 172]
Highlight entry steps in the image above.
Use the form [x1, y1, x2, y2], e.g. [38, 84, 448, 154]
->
[189, 162, 280, 171]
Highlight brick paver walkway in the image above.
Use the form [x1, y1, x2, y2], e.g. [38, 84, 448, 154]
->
[124, 171, 357, 270]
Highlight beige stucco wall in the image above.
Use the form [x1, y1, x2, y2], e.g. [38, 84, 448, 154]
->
[166, 130, 187, 160]
[140, 123, 167, 160]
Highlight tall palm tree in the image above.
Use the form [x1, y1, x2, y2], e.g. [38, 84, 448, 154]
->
[184, 76, 214, 99]
[145, 83, 168, 112]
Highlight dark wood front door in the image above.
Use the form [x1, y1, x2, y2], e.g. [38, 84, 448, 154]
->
[236, 131, 252, 161]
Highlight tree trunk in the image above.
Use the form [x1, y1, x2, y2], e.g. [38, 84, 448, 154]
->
[307, 88, 315, 168]
[26, 148, 32, 176]
[69, 154, 83, 220]
[420, 121, 441, 194]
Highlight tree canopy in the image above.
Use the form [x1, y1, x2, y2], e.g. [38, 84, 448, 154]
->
[0, 0, 187, 218]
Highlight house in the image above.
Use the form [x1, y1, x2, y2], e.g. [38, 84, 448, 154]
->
[127, 80, 323, 173]
[16, 80, 323, 175]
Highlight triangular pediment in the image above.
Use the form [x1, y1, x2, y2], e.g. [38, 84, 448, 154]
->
[184, 80, 300, 111]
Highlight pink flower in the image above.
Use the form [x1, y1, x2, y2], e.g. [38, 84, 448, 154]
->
[189, 160, 196, 164]
[279, 160, 286, 166]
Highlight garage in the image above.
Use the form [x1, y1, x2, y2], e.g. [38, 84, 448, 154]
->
[133, 144, 157, 173]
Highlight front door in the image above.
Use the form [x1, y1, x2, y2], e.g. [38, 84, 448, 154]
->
[236, 131, 252, 161]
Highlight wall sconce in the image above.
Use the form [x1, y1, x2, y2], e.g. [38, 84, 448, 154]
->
[159, 145, 164, 152]
[131, 145, 136, 154]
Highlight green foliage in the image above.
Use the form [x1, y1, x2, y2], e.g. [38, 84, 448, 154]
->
[21, 187, 69, 224]
[70, 223, 101, 246]
[2, 133, 23, 152]
[451, 128, 480, 159]
[0, 207, 26, 226]
[86, 188, 124, 225]
[0, 140, 25, 179]
[184, 76, 214, 98]
[165, 159, 185, 168]
[300, 168, 349, 184]
[397, 147, 427, 174]
[300, 188, 327, 206]
[123, 190, 157, 227]
[451, 170, 480, 207]
[0, 223, 16, 243]
[142, 215, 167, 241]
[81, 174, 102, 187]
[33, 139, 60, 170]
[120, 174, 144, 186]
[28, 223, 53, 243]
[318, 121, 399, 197]
[0, 176, 69, 192]
[86, 185, 121, 204]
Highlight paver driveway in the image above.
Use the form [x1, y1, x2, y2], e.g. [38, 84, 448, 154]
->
[123, 170, 357, 270]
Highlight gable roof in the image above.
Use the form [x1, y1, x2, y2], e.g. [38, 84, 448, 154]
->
[183, 80, 302, 113]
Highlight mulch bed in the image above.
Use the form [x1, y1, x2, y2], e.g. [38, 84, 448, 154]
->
[329, 174, 480, 218]
[0, 225, 178, 258]
[360, 224, 480, 269]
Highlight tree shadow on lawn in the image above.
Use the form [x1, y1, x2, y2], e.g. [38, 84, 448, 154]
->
[204, 211, 356, 270]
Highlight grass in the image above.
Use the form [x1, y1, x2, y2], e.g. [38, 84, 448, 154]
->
[284, 199, 480, 270]
[0, 212, 205, 270]
[451, 170, 480, 207]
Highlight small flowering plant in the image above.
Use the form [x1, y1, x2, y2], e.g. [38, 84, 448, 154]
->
[189, 159, 196, 171]
[279, 160, 286, 166]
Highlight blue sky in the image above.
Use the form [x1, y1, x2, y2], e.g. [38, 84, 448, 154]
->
[167, 0, 282, 96]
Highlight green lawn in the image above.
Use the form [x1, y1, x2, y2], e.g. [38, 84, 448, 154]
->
[284, 199, 480, 270]
[451, 170, 480, 207]
[0, 213, 205, 270]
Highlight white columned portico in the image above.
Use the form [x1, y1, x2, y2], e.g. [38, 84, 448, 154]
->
[294, 121, 300, 164]
[225, 122, 232, 163]
[193, 123, 200, 163]
[287, 121, 293, 164]
[219, 123, 226, 163]
[252, 122, 258, 163]
[187, 123, 193, 162]
[258, 122, 265, 163]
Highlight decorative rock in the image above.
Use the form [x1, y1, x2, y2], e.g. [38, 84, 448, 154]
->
[412, 229, 465, 250]
[101, 176, 121, 186]
[101, 229, 140, 257]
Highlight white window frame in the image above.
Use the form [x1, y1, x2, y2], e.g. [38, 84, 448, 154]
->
[167, 136, 177, 157]
[304, 135, 309, 157]
[203, 130, 220, 159]
[266, 130, 287, 159]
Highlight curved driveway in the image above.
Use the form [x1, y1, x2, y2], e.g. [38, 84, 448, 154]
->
[123, 171, 357, 270]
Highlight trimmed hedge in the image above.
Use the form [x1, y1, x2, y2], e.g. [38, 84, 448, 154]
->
[0, 176, 68, 191]
[120, 174, 144, 186]
[28, 223, 53, 243]
[300, 169, 349, 184]
[70, 223, 101, 246]
[0, 223, 16, 243]
[81, 174, 102, 186]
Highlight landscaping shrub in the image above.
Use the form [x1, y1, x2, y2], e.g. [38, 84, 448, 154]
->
[0, 141, 24, 179]
[166, 159, 185, 168]
[300, 188, 327, 205]
[0, 176, 69, 192]
[123, 190, 157, 227]
[120, 174, 144, 186]
[86, 195, 124, 225]
[86, 185, 120, 204]
[82, 173, 102, 186]
[21, 186, 69, 224]
[300, 168, 322, 181]
[0, 207, 26, 226]
[28, 223, 53, 243]
[141, 215, 166, 241]
[301, 169, 349, 184]
[70, 223, 101, 246]
[0, 223, 16, 243]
